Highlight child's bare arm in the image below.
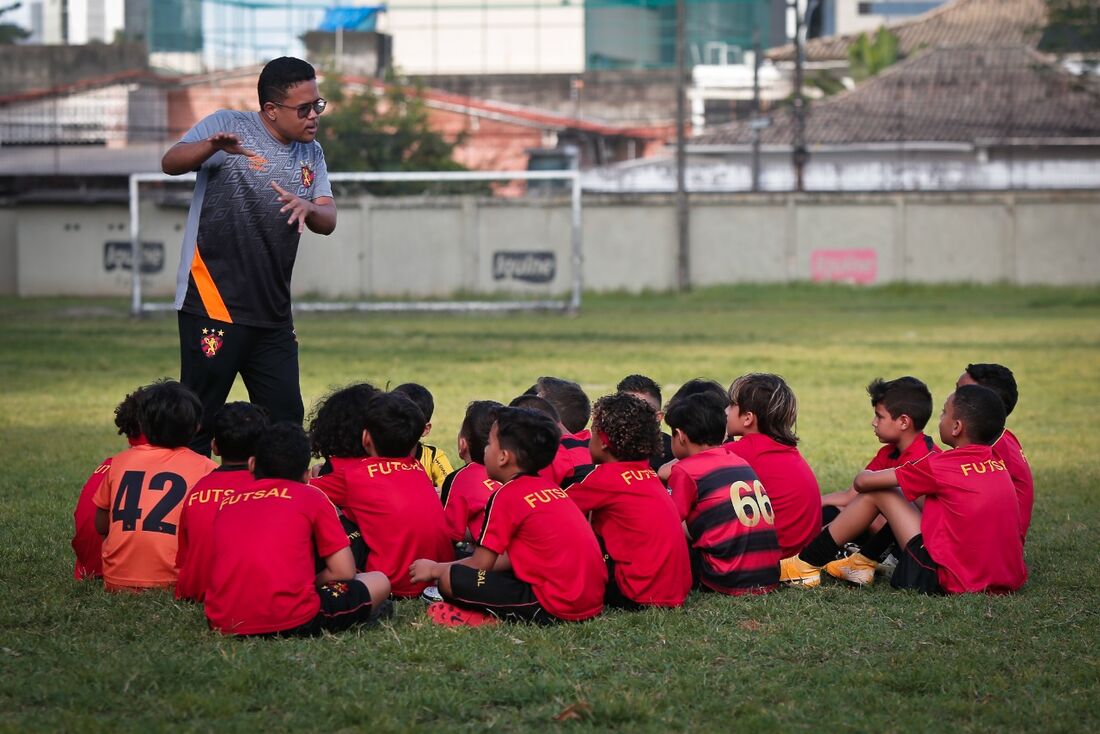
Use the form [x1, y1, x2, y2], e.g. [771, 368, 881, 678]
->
[821, 486, 858, 507]
[409, 546, 499, 584]
[316, 546, 357, 585]
[94, 508, 109, 537]
[853, 468, 900, 493]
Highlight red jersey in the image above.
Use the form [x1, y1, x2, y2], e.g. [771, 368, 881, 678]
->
[567, 461, 691, 607]
[725, 434, 822, 557]
[540, 431, 593, 486]
[204, 479, 349, 635]
[993, 429, 1033, 543]
[439, 463, 500, 543]
[175, 465, 253, 601]
[668, 447, 780, 595]
[896, 445, 1027, 594]
[72, 458, 111, 580]
[479, 474, 606, 620]
[319, 456, 454, 598]
[865, 433, 940, 471]
[92, 444, 217, 590]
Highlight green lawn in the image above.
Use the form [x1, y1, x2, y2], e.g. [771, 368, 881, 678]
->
[1, 285, 1098, 732]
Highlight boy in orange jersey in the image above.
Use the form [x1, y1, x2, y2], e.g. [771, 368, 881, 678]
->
[409, 407, 607, 626]
[315, 391, 454, 598]
[567, 393, 691, 609]
[175, 402, 269, 601]
[439, 400, 503, 548]
[72, 386, 147, 580]
[782, 385, 1026, 594]
[204, 423, 392, 636]
[956, 363, 1033, 544]
[93, 380, 217, 592]
[393, 382, 455, 490]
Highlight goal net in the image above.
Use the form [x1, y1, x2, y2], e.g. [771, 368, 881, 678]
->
[127, 169, 583, 317]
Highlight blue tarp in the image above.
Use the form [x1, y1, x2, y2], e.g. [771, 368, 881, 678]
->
[318, 6, 386, 33]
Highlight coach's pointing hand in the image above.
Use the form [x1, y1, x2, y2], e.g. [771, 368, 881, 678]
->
[271, 181, 313, 234]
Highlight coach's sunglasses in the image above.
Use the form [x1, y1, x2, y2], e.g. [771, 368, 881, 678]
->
[271, 98, 327, 119]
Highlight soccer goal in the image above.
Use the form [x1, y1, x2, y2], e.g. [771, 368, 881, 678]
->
[127, 169, 583, 317]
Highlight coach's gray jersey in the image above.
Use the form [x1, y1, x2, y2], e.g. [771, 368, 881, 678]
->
[172, 110, 332, 328]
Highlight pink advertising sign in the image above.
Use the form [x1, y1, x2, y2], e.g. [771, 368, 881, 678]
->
[810, 249, 878, 284]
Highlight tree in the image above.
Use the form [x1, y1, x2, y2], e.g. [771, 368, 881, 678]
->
[318, 72, 476, 196]
[1039, 1, 1100, 59]
[847, 27, 899, 83]
[0, 2, 30, 44]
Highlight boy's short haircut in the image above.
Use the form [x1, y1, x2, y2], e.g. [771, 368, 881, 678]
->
[392, 383, 435, 424]
[213, 402, 270, 462]
[257, 56, 316, 106]
[460, 400, 502, 464]
[592, 393, 662, 462]
[113, 386, 147, 440]
[867, 376, 933, 430]
[139, 380, 202, 449]
[728, 373, 799, 447]
[667, 378, 728, 412]
[252, 422, 312, 480]
[535, 376, 591, 434]
[964, 363, 1018, 416]
[616, 374, 662, 406]
[491, 407, 561, 474]
[308, 382, 379, 459]
[363, 392, 425, 458]
[508, 394, 561, 425]
[664, 392, 728, 446]
[952, 385, 1007, 446]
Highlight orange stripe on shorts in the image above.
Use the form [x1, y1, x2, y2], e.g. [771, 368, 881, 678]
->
[190, 245, 232, 323]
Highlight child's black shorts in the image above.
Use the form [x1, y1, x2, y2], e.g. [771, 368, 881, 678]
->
[268, 579, 384, 637]
[890, 534, 943, 595]
[447, 565, 555, 624]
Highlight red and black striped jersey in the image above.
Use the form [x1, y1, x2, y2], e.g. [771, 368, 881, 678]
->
[668, 447, 780, 595]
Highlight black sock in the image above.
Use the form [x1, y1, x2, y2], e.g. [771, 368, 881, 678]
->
[860, 525, 896, 561]
[799, 529, 843, 567]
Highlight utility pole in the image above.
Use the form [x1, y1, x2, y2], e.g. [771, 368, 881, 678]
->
[751, 29, 762, 192]
[675, 0, 690, 291]
[791, 0, 817, 192]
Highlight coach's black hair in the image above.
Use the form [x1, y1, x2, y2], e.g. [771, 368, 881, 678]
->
[664, 391, 728, 446]
[592, 393, 662, 462]
[213, 402, 269, 463]
[867, 376, 933, 430]
[257, 56, 316, 106]
[252, 422, 312, 480]
[508, 394, 561, 425]
[114, 385, 147, 441]
[616, 374, 662, 407]
[951, 385, 1007, 446]
[964, 363, 1018, 417]
[308, 383, 380, 459]
[393, 382, 435, 424]
[667, 378, 728, 412]
[363, 392, 425, 459]
[535, 376, 591, 434]
[492, 407, 561, 474]
[139, 379, 202, 449]
[460, 400, 502, 465]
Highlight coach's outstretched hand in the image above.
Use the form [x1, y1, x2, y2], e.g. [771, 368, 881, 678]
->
[208, 132, 256, 158]
[271, 181, 315, 234]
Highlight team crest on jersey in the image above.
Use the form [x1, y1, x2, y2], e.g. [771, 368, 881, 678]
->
[300, 162, 314, 188]
[200, 327, 225, 358]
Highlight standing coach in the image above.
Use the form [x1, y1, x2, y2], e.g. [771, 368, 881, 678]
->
[162, 56, 336, 455]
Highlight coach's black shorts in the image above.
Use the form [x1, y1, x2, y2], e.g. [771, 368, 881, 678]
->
[890, 534, 943, 595]
[267, 579, 386, 637]
[446, 565, 555, 624]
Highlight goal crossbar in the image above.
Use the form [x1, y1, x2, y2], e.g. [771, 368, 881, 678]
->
[128, 169, 583, 317]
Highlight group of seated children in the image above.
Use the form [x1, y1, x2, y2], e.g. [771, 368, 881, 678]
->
[73, 362, 1031, 635]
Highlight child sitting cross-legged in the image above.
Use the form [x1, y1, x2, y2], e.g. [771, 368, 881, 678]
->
[204, 423, 392, 636]
[175, 401, 269, 602]
[781, 385, 1027, 594]
[409, 407, 607, 626]
[439, 400, 503, 551]
[567, 392, 691, 609]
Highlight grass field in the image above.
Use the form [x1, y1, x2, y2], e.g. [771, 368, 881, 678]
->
[1, 284, 1099, 732]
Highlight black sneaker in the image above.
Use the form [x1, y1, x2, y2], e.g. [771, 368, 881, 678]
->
[420, 585, 444, 605]
[368, 598, 395, 624]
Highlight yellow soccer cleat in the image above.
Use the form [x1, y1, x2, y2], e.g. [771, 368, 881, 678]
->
[824, 552, 878, 586]
[780, 555, 822, 587]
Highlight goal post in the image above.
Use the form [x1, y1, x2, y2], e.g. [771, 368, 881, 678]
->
[128, 169, 583, 317]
